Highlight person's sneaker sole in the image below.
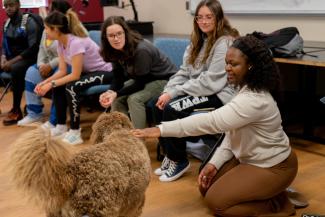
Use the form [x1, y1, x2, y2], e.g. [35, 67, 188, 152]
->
[17, 120, 42, 127]
[159, 162, 190, 182]
[62, 138, 83, 145]
[62, 134, 83, 145]
[154, 168, 167, 176]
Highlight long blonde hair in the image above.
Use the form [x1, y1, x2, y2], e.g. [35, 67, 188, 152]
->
[188, 0, 239, 66]
[45, 10, 88, 38]
[65, 9, 88, 37]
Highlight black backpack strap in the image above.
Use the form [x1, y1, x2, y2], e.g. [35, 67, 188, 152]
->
[3, 18, 12, 57]
[4, 18, 10, 32]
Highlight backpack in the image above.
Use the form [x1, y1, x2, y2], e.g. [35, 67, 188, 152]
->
[3, 12, 44, 57]
[4, 12, 44, 35]
[251, 27, 304, 57]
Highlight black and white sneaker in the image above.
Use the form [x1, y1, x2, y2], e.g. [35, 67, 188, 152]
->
[154, 156, 170, 176]
[159, 159, 190, 182]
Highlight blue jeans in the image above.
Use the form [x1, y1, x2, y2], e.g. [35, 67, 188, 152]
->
[24, 64, 57, 125]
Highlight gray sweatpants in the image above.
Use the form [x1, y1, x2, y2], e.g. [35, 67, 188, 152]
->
[111, 79, 167, 129]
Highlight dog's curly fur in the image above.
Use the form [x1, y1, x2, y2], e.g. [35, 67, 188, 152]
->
[90, 111, 133, 144]
[10, 112, 151, 217]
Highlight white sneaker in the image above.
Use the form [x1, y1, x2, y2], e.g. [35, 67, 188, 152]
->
[41, 121, 55, 131]
[154, 156, 170, 176]
[50, 124, 68, 137]
[17, 115, 42, 126]
[62, 129, 83, 145]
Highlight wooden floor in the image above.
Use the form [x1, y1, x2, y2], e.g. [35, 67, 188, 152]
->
[1, 91, 325, 217]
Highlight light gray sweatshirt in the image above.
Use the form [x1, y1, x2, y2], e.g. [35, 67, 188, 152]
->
[163, 36, 235, 105]
[159, 85, 291, 169]
[37, 31, 59, 69]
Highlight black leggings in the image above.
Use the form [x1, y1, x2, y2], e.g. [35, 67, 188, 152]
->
[156, 94, 223, 162]
[53, 71, 113, 129]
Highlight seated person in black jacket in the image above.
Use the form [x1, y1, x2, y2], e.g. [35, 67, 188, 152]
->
[1, 0, 42, 125]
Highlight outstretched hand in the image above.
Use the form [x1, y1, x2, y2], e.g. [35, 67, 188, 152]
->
[131, 127, 161, 138]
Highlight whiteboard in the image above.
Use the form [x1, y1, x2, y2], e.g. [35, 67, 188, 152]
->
[2, 0, 47, 8]
[190, 0, 325, 14]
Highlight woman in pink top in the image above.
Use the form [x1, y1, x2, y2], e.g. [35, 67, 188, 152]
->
[35, 10, 113, 145]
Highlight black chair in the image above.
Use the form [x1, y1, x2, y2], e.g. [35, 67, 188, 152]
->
[0, 71, 12, 107]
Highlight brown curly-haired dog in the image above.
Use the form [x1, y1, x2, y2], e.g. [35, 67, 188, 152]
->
[90, 111, 133, 144]
[10, 112, 151, 217]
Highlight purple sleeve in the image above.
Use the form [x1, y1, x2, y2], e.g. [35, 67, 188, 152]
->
[69, 38, 86, 56]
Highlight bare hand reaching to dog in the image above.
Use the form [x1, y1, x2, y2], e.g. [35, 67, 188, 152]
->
[131, 127, 161, 138]
[99, 90, 117, 108]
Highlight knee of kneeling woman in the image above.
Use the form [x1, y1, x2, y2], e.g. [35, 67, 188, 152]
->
[204, 192, 228, 214]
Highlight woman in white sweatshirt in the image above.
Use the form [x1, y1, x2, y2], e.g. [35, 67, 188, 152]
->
[132, 35, 298, 216]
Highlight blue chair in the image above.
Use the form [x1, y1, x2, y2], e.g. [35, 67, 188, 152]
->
[0, 71, 12, 105]
[88, 30, 102, 46]
[153, 37, 190, 69]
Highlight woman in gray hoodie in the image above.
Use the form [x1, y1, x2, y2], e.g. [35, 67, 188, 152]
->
[152, 0, 239, 182]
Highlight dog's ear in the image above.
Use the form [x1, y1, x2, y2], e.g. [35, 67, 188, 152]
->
[90, 111, 134, 144]
[114, 112, 134, 129]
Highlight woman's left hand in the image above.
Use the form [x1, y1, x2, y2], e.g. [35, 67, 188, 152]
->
[131, 127, 161, 138]
[198, 163, 217, 193]
[35, 82, 52, 96]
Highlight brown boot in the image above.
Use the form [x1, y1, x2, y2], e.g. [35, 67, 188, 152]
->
[3, 108, 23, 126]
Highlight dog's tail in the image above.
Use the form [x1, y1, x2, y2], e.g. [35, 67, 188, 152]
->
[9, 128, 74, 213]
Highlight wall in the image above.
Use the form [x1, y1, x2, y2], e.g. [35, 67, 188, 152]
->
[103, 0, 325, 42]
[0, 1, 6, 45]
[66, 0, 103, 23]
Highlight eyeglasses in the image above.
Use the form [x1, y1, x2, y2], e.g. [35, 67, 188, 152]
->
[107, 31, 124, 40]
[195, 15, 214, 23]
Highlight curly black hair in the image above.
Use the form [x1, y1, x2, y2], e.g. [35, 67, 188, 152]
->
[231, 35, 281, 94]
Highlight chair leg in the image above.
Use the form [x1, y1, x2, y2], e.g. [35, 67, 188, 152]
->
[0, 81, 11, 103]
